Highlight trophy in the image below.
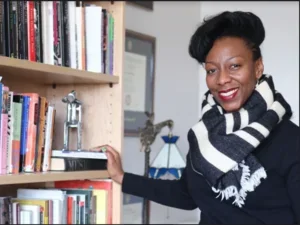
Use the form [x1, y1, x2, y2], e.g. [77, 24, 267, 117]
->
[62, 90, 82, 151]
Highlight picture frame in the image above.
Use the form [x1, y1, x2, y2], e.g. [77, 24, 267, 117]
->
[127, 1, 153, 11]
[124, 29, 156, 136]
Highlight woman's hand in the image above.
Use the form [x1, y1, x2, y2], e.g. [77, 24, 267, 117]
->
[105, 145, 124, 184]
[90, 145, 124, 184]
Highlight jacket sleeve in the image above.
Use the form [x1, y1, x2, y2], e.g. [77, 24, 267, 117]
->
[121, 167, 197, 210]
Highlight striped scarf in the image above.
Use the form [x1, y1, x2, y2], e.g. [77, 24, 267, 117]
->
[188, 74, 292, 207]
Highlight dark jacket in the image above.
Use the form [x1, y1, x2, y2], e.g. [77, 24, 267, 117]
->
[122, 118, 300, 224]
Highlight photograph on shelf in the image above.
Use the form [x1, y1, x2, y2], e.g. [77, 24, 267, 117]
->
[124, 30, 156, 136]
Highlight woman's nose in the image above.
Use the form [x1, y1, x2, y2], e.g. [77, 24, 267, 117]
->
[217, 71, 231, 85]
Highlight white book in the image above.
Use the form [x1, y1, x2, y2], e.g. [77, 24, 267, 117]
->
[42, 106, 54, 172]
[7, 91, 13, 174]
[41, 1, 54, 65]
[19, 205, 40, 224]
[68, 1, 77, 69]
[12, 202, 19, 224]
[20, 210, 32, 224]
[85, 6, 103, 73]
[17, 189, 67, 224]
[75, 6, 83, 70]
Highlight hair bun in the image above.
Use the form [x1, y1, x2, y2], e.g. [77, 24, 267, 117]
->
[189, 11, 265, 63]
[225, 11, 265, 46]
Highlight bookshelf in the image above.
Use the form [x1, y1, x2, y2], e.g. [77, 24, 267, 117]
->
[0, 56, 119, 85]
[0, 1, 125, 224]
[0, 170, 110, 185]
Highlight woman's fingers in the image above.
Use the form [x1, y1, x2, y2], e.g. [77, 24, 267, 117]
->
[105, 145, 120, 159]
[106, 151, 116, 166]
[89, 145, 108, 151]
[88, 145, 121, 165]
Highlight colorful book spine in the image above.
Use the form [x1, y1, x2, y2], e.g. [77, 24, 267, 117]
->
[7, 91, 13, 173]
[23, 93, 39, 173]
[19, 95, 29, 172]
[11, 95, 23, 174]
[1, 86, 9, 174]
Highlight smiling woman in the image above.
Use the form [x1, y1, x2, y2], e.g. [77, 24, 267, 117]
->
[204, 37, 263, 112]
[189, 11, 265, 113]
[101, 11, 300, 225]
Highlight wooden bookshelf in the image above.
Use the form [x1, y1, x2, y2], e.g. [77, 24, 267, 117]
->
[0, 1, 125, 224]
[0, 56, 119, 85]
[0, 170, 110, 185]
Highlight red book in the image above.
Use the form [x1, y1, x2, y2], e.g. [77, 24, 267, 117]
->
[27, 1, 36, 61]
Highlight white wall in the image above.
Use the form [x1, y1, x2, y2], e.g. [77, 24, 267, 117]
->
[198, 1, 299, 125]
[123, 1, 201, 224]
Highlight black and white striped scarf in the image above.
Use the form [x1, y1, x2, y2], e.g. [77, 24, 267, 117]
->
[188, 74, 292, 207]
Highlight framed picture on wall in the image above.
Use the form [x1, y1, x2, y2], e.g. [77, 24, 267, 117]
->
[124, 29, 156, 136]
[127, 1, 153, 11]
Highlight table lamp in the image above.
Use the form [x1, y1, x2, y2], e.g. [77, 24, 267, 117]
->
[149, 134, 186, 180]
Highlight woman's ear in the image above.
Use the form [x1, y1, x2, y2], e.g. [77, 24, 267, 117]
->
[255, 57, 264, 80]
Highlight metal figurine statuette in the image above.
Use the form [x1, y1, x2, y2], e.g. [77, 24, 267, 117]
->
[139, 112, 174, 224]
[62, 90, 83, 151]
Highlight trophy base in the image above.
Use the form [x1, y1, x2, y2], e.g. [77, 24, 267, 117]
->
[62, 149, 88, 152]
[53, 149, 107, 160]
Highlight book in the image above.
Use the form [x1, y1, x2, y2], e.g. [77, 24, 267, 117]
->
[0, 1, 115, 75]
[50, 157, 107, 171]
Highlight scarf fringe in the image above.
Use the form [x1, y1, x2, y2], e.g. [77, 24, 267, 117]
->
[212, 162, 267, 207]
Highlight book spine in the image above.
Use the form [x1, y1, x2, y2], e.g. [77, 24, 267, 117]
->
[33, 97, 41, 172]
[52, 158, 107, 171]
[7, 91, 13, 174]
[42, 105, 54, 172]
[58, 1, 64, 66]
[68, 1, 76, 69]
[80, 5, 86, 70]
[17, 1, 23, 59]
[8, 2, 14, 58]
[19, 95, 29, 172]
[34, 1, 42, 62]
[75, 5, 82, 69]
[23, 1, 28, 60]
[1, 86, 9, 174]
[102, 9, 107, 74]
[23, 93, 39, 172]
[4, 2, 10, 57]
[62, 1, 69, 67]
[11, 1, 17, 58]
[11, 95, 23, 174]
[35, 97, 46, 172]
[27, 1, 35, 61]
[0, 1, 5, 55]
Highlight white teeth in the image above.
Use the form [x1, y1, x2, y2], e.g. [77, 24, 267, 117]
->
[220, 88, 238, 97]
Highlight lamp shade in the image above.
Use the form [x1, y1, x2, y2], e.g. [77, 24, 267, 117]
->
[149, 135, 186, 180]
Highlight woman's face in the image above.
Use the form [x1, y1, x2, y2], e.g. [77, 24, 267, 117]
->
[205, 37, 264, 112]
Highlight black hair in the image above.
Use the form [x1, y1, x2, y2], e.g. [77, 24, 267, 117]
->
[189, 11, 265, 64]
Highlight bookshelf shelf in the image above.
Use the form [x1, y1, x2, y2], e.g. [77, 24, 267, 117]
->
[0, 170, 110, 185]
[0, 56, 119, 85]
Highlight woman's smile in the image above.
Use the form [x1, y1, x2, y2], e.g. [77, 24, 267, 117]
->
[218, 87, 239, 101]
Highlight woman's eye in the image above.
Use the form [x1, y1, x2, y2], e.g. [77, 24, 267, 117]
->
[231, 64, 240, 69]
[206, 69, 216, 74]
